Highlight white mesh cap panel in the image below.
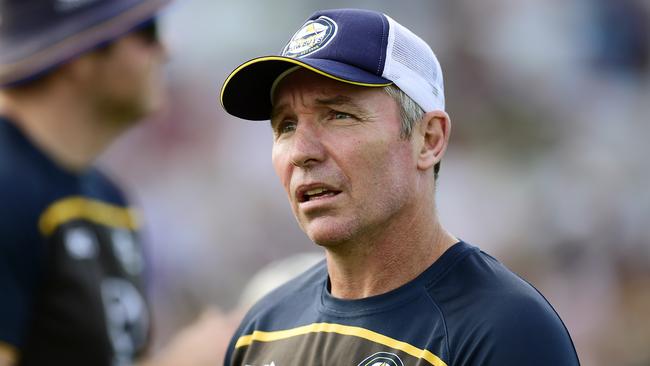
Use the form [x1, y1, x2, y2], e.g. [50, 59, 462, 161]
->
[382, 15, 445, 112]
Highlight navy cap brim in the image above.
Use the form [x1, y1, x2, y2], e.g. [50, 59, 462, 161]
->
[220, 56, 392, 121]
[0, 0, 169, 87]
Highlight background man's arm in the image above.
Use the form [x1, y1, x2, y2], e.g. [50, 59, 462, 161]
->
[0, 342, 17, 366]
[136, 308, 238, 366]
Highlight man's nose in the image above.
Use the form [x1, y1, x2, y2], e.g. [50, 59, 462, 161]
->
[289, 122, 325, 168]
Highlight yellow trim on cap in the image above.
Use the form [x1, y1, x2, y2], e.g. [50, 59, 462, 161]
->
[38, 196, 141, 237]
[234, 322, 447, 366]
[0, 341, 18, 364]
[220, 56, 393, 109]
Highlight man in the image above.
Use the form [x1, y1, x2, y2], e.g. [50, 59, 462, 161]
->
[0, 1, 227, 365]
[219, 8, 580, 365]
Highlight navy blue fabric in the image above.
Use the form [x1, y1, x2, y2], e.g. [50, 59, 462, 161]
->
[0, 116, 124, 345]
[292, 58, 390, 85]
[301, 9, 389, 77]
[0, 116, 149, 364]
[225, 241, 580, 365]
[221, 8, 393, 121]
[220, 56, 391, 121]
[0, 0, 168, 87]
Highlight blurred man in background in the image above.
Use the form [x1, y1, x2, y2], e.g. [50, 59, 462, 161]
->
[220, 8, 580, 365]
[0, 0, 227, 365]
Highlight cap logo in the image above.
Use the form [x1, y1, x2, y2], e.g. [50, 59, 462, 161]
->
[282, 16, 337, 58]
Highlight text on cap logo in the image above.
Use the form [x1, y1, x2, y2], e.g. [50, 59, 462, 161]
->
[282, 16, 338, 58]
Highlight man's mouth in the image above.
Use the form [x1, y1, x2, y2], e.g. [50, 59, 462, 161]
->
[298, 186, 342, 203]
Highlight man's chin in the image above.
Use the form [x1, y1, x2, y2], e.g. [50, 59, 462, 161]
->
[299, 212, 363, 245]
[305, 225, 355, 248]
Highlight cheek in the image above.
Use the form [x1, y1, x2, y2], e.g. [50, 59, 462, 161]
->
[130, 58, 156, 90]
[271, 145, 292, 194]
[105, 59, 148, 95]
[356, 138, 401, 168]
[118, 48, 158, 86]
[357, 141, 414, 190]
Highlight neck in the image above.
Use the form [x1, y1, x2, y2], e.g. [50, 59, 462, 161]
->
[325, 195, 458, 299]
[0, 87, 129, 172]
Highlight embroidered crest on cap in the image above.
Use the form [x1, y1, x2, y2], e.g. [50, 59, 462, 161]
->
[282, 16, 337, 58]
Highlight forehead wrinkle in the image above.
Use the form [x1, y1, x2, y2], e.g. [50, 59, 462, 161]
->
[271, 81, 374, 124]
[315, 95, 354, 106]
[270, 87, 307, 124]
[271, 91, 341, 121]
[270, 102, 289, 123]
[315, 94, 371, 116]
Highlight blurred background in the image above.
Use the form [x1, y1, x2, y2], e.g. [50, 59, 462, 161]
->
[98, 0, 650, 364]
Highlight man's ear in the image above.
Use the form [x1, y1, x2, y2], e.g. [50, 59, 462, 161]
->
[416, 110, 451, 171]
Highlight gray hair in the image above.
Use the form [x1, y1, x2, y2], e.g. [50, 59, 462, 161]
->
[383, 84, 441, 179]
[383, 84, 424, 139]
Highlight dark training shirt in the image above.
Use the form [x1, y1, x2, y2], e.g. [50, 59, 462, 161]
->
[225, 241, 580, 365]
[0, 117, 149, 366]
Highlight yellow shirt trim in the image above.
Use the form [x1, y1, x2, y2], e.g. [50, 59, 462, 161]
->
[38, 196, 141, 236]
[235, 322, 447, 366]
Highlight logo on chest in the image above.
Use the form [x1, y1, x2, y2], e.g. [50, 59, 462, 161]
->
[357, 352, 404, 366]
[110, 229, 144, 275]
[64, 226, 99, 259]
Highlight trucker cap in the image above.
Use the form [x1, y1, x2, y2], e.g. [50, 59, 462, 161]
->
[220, 8, 445, 121]
[0, 0, 170, 87]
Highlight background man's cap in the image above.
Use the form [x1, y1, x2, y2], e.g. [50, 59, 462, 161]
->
[220, 8, 445, 121]
[0, 0, 170, 87]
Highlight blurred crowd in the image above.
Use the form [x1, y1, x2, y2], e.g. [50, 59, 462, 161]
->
[98, 0, 649, 364]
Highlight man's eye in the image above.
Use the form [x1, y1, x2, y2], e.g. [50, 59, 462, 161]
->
[276, 121, 297, 135]
[331, 111, 353, 120]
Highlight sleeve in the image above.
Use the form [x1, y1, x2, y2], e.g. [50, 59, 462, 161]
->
[222, 334, 236, 366]
[0, 196, 47, 351]
[452, 294, 581, 365]
[222, 316, 250, 366]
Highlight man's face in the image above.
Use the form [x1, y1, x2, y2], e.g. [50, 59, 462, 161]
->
[271, 70, 421, 247]
[90, 21, 167, 125]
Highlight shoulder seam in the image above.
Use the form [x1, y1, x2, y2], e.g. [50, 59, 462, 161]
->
[425, 245, 477, 289]
[423, 245, 477, 362]
[423, 290, 451, 362]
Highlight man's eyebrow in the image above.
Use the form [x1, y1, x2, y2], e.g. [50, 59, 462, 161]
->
[316, 95, 371, 118]
[270, 103, 289, 124]
[270, 94, 368, 124]
[315, 95, 359, 108]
